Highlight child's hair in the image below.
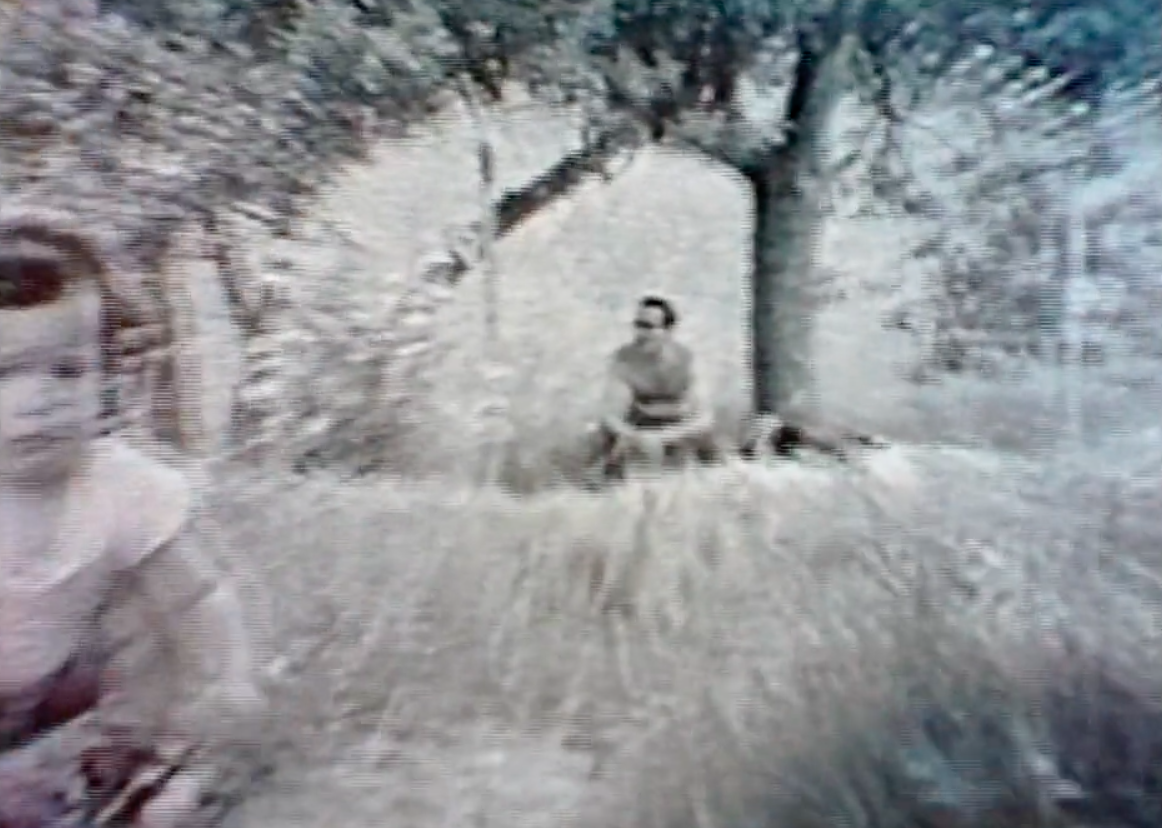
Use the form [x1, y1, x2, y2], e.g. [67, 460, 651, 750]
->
[0, 208, 109, 310]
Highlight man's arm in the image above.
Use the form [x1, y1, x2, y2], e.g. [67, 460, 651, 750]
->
[598, 361, 635, 438]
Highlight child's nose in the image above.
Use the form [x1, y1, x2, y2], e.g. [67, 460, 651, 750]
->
[21, 375, 73, 416]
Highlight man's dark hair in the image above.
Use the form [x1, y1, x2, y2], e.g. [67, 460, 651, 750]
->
[639, 294, 678, 329]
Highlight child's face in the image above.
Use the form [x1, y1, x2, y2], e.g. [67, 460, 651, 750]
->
[0, 285, 102, 484]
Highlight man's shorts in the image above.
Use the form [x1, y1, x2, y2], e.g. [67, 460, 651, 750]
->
[595, 407, 718, 474]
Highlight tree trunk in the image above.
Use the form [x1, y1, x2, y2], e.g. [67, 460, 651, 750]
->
[744, 31, 845, 421]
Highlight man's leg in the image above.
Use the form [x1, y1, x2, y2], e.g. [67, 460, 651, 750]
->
[691, 427, 725, 466]
[661, 420, 723, 468]
[624, 430, 666, 474]
[581, 423, 624, 484]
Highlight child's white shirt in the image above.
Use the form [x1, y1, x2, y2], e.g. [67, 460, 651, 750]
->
[0, 438, 189, 695]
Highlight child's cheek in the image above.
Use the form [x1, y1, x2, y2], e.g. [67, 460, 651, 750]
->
[0, 374, 35, 428]
[0, 382, 15, 438]
[72, 373, 102, 430]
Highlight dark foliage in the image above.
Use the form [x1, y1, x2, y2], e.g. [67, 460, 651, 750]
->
[646, 633, 1162, 828]
[0, 6, 418, 273]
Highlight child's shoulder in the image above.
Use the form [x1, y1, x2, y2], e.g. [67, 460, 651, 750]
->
[89, 437, 192, 569]
[90, 436, 188, 489]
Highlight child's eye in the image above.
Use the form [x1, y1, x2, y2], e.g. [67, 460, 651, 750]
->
[53, 359, 89, 379]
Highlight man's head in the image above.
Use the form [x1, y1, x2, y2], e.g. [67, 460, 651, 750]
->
[0, 213, 107, 485]
[633, 294, 678, 351]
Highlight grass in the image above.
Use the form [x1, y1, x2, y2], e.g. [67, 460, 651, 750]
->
[185, 90, 1162, 827]
[214, 420, 1162, 827]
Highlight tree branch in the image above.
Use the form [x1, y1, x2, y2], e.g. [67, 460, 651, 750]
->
[594, 47, 782, 171]
[669, 106, 786, 171]
[410, 116, 643, 292]
[493, 119, 641, 236]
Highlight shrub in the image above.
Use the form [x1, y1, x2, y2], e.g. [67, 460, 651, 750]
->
[877, 53, 1161, 380]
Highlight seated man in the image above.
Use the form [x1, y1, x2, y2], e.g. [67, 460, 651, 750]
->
[588, 294, 720, 480]
[0, 209, 266, 828]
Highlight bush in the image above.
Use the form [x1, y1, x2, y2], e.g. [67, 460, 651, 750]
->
[0, 7, 375, 262]
[227, 224, 459, 474]
[881, 54, 1161, 380]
